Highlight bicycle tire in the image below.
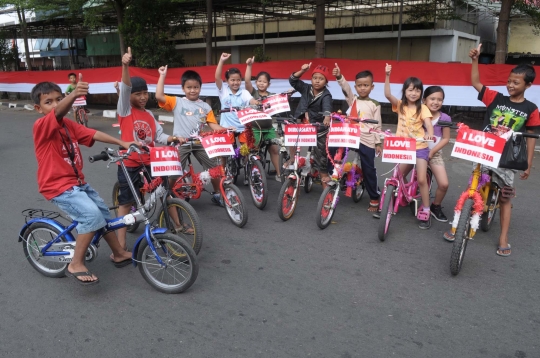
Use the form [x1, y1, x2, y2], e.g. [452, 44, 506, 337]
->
[480, 187, 498, 232]
[378, 184, 395, 242]
[352, 181, 365, 203]
[277, 177, 298, 221]
[22, 222, 69, 278]
[112, 181, 140, 233]
[137, 233, 199, 294]
[158, 198, 203, 255]
[450, 199, 473, 276]
[248, 159, 268, 210]
[304, 175, 313, 193]
[316, 185, 338, 229]
[82, 110, 88, 127]
[223, 183, 248, 228]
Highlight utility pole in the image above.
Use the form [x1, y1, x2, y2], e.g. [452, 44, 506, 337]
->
[206, 0, 213, 65]
[314, 0, 325, 58]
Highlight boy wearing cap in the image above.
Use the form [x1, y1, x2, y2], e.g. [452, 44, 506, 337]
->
[116, 47, 180, 250]
[289, 63, 333, 186]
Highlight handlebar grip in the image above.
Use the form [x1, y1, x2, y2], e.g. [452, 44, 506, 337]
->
[437, 121, 456, 128]
[89, 151, 109, 163]
[518, 132, 540, 139]
[362, 119, 379, 124]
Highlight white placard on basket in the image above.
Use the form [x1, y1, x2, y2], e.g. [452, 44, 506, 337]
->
[201, 133, 235, 158]
[382, 137, 416, 164]
[451, 128, 506, 167]
[328, 123, 361, 148]
[262, 94, 290, 116]
[284, 124, 317, 146]
[237, 108, 272, 125]
[150, 146, 183, 176]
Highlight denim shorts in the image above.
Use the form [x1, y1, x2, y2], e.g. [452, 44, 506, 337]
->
[50, 184, 111, 234]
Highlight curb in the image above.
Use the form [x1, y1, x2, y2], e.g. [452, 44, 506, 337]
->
[0, 101, 27, 109]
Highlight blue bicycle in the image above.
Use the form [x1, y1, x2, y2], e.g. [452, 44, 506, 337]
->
[18, 145, 199, 294]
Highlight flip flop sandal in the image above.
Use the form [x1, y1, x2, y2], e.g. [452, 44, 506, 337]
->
[443, 231, 455, 242]
[174, 225, 195, 235]
[368, 200, 379, 212]
[113, 258, 133, 268]
[68, 271, 99, 286]
[496, 244, 511, 257]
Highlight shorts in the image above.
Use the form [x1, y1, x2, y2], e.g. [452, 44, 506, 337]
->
[117, 165, 150, 205]
[416, 148, 430, 162]
[228, 131, 247, 144]
[253, 128, 277, 147]
[50, 184, 111, 234]
[491, 167, 515, 188]
[429, 150, 444, 167]
[179, 143, 218, 170]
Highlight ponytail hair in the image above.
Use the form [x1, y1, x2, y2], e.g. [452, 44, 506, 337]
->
[399, 77, 424, 118]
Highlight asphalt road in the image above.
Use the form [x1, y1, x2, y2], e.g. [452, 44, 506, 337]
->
[1, 107, 539, 358]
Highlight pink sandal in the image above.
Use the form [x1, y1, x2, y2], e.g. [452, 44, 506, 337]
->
[416, 208, 430, 221]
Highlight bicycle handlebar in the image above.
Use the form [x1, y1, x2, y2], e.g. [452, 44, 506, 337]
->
[516, 132, 540, 139]
[89, 144, 146, 163]
[88, 151, 109, 163]
[219, 104, 270, 113]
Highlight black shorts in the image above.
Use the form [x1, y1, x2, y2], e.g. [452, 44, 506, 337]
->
[117, 165, 151, 205]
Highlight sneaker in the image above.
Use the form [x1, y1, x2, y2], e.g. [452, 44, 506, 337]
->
[430, 203, 448, 222]
[275, 174, 282, 182]
[418, 217, 431, 229]
[243, 176, 249, 186]
[210, 192, 224, 207]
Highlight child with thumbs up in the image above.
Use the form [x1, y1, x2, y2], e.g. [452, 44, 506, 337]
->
[30, 77, 137, 285]
[333, 63, 382, 212]
[289, 62, 333, 187]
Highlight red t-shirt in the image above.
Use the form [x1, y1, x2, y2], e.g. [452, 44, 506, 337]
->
[33, 111, 97, 200]
[118, 108, 157, 167]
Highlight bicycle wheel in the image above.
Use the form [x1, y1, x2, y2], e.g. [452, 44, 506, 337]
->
[248, 159, 268, 210]
[480, 187, 498, 232]
[137, 233, 198, 294]
[223, 183, 248, 227]
[112, 181, 140, 233]
[352, 181, 365, 203]
[316, 185, 338, 229]
[304, 175, 313, 193]
[79, 109, 88, 127]
[158, 198, 203, 255]
[378, 184, 396, 242]
[450, 199, 473, 276]
[22, 222, 69, 278]
[277, 178, 298, 221]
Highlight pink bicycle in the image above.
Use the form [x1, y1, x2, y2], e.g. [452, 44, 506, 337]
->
[374, 130, 441, 242]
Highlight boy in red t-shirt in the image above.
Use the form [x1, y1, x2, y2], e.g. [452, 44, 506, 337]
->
[32, 75, 136, 285]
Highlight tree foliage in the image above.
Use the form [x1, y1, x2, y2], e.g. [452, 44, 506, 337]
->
[0, 31, 19, 71]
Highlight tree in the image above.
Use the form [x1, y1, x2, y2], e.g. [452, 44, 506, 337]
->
[0, 31, 19, 71]
[119, 0, 190, 68]
[0, 1, 36, 70]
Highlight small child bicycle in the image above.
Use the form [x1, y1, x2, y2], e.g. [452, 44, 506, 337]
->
[19, 145, 199, 294]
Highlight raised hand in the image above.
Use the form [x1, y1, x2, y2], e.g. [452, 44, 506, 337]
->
[158, 65, 168, 76]
[469, 43, 482, 60]
[385, 63, 392, 75]
[220, 53, 231, 62]
[122, 47, 132, 66]
[74, 73, 89, 97]
[332, 63, 341, 78]
[113, 81, 119, 91]
[301, 62, 312, 71]
[246, 56, 255, 66]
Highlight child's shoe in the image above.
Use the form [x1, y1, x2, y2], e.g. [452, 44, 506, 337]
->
[430, 203, 448, 222]
[417, 206, 431, 229]
[210, 192, 224, 207]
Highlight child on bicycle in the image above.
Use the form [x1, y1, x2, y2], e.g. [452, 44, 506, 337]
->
[422, 86, 451, 223]
[156, 65, 229, 205]
[384, 63, 434, 229]
[65, 72, 89, 120]
[289, 62, 333, 187]
[31, 78, 134, 285]
[333, 64, 382, 212]
[444, 44, 540, 256]
[116, 47, 183, 249]
[244, 56, 282, 181]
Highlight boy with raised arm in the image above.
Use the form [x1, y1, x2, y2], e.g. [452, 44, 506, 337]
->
[444, 44, 540, 256]
[32, 76, 134, 285]
[156, 65, 228, 205]
[116, 47, 181, 248]
[333, 64, 382, 212]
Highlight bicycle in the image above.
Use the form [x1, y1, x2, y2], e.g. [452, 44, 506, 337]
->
[372, 125, 450, 241]
[315, 112, 379, 229]
[74, 106, 88, 127]
[172, 136, 249, 228]
[276, 119, 322, 221]
[447, 126, 539, 275]
[220, 105, 271, 210]
[19, 145, 199, 294]
[110, 146, 203, 254]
